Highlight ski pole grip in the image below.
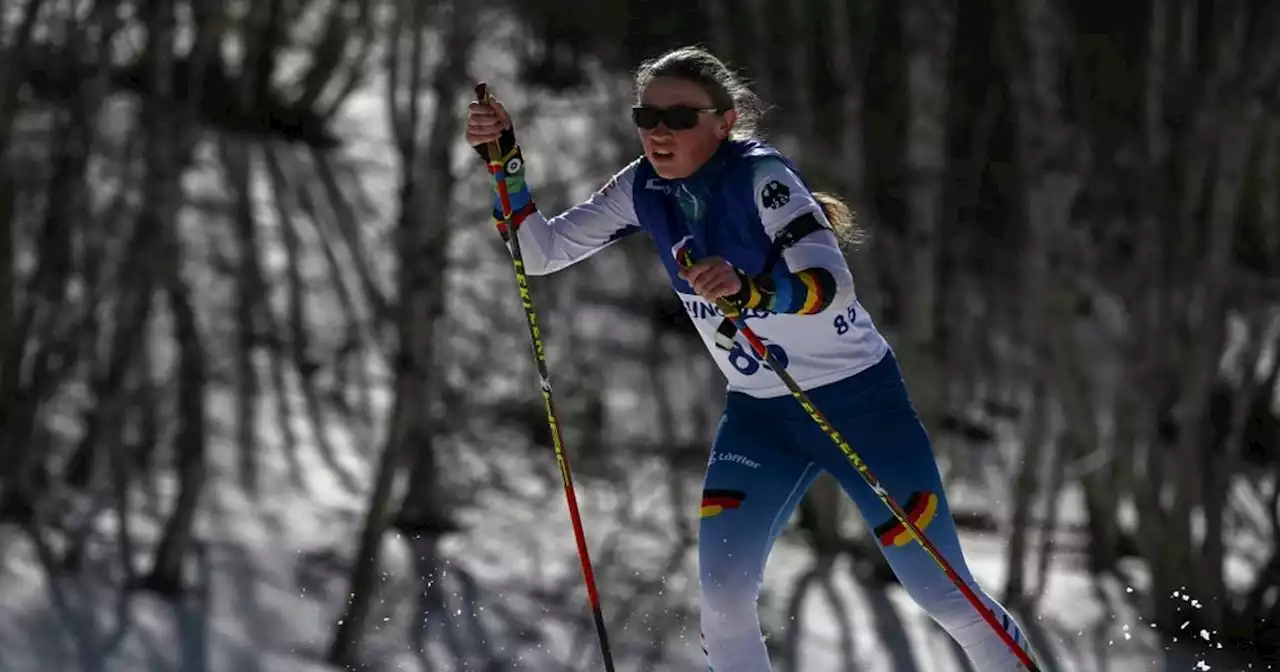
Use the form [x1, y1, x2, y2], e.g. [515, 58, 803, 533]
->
[474, 82, 501, 163]
[674, 251, 744, 320]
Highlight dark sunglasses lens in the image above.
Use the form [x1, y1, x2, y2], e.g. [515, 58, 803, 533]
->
[632, 107, 661, 129]
[663, 107, 701, 130]
[632, 106, 704, 130]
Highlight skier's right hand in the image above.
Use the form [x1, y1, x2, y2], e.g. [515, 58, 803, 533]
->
[466, 96, 512, 147]
[468, 89, 531, 236]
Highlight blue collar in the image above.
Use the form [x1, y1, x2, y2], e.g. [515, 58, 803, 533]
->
[648, 140, 750, 225]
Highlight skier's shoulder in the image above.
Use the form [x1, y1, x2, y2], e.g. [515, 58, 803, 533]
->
[728, 141, 807, 197]
[593, 157, 644, 204]
[601, 157, 643, 190]
[731, 138, 790, 170]
[743, 159, 813, 221]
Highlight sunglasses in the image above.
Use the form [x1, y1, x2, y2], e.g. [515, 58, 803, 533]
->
[631, 105, 721, 131]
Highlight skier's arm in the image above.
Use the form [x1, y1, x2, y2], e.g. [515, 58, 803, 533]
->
[480, 129, 641, 276]
[728, 158, 856, 315]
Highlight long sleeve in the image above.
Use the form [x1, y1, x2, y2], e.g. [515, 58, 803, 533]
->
[486, 133, 642, 276]
[731, 158, 855, 314]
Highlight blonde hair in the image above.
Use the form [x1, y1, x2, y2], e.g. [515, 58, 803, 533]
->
[814, 191, 862, 246]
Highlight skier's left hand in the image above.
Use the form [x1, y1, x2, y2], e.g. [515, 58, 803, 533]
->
[679, 257, 742, 302]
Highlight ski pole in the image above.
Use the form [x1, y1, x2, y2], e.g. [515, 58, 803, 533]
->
[676, 251, 1041, 671]
[475, 83, 616, 672]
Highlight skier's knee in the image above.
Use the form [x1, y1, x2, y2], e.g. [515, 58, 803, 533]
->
[700, 628, 769, 670]
[903, 581, 979, 626]
[699, 562, 762, 626]
[907, 582, 1016, 642]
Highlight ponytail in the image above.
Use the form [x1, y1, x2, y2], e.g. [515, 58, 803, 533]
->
[812, 191, 863, 247]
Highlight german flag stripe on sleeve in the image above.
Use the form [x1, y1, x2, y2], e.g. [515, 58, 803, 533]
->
[796, 270, 825, 314]
[494, 200, 537, 235]
[743, 279, 765, 308]
[756, 267, 838, 315]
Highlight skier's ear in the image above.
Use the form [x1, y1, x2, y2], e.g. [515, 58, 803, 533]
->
[717, 108, 738, 139]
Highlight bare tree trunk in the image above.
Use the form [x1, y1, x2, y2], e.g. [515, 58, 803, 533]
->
[743, 0, 772, 104]
[61, 247, 160, 568]
[0, 3, 46, 442]
[63, 232, 162, 493]
[701, 0, 734, 66]
[219, 136, 268, 495]
[394, 5, 476, 534]
[134, 0, 218, 597]
[899, 0, 955, 424]
[1150, 2, 1260, 629]
[0, 0, 125, 518]
[1077, 0, 1170, 587]
[112, 368, 150, 588]
[328, 2, 474, 665]
[141, 253, 210, 596]
[1027, 424, 1067, 606]
[641, 305, 695, 548]
[787, 0, 814, 147]
[1126, 0, 1189, 618]
[1129, 2, 1202, 606]
[1002, 382, 1049, 607]
[824, 0, 880, 315]
[1173, 105, 1261, 628]
[996, 0, 1084, 610]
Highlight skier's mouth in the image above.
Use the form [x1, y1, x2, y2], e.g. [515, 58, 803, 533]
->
[652, 148, 674, 160]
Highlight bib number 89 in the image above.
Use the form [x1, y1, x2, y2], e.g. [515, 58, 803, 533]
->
[724, 338, 789, 376]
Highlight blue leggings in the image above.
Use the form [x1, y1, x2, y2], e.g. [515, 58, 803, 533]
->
[698, 350, 1035, 671]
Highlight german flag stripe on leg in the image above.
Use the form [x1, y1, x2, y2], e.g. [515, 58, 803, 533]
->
[873, 491, 939, 547]
[700, 489, 746, 518]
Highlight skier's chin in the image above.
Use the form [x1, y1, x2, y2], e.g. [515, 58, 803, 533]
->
[649, 154, 692, 179]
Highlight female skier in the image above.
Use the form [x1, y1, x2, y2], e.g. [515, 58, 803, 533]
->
[466, 46, 1037, 671]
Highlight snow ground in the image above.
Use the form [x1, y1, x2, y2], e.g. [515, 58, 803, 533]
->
[0, 438, 1266, 672]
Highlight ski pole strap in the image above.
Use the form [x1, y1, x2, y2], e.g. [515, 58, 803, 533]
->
[472, 89, 536, 239]
[713, 317, 739, 351]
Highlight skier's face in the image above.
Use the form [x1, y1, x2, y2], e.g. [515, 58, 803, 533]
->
[635, 77, 737, 179]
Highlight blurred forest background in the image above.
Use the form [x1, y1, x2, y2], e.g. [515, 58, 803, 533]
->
[0, 0, 1278, 670]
